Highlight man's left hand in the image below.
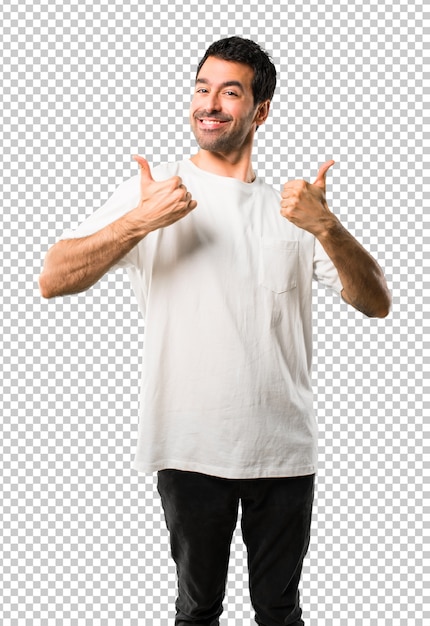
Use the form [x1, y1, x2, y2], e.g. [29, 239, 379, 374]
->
[280, 160, 338, 237]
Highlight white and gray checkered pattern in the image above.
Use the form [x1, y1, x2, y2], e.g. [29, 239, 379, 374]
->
[1, 0, 427, 624]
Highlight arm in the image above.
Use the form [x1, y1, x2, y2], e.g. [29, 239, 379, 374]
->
[39, 156, 197, 299]
[39, 215, 147, 298]
[315, 218, 390, 317]
[281, 161, 391, 318]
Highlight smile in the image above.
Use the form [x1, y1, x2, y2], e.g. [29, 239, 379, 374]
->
[197, 118, 230, 129]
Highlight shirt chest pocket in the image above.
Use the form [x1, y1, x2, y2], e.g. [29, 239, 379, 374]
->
[259, 239, 299, 294]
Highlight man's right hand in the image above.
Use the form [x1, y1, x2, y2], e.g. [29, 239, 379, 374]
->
[131, 155, 197, 233]
[39, 156, 198, 299]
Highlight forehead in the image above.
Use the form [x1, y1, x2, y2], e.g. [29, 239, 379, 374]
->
[196, 56, 254, 91]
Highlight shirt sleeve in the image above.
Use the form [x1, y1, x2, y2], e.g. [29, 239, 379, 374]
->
[59, 175, 141, 269]
[312, 238, 344, 293]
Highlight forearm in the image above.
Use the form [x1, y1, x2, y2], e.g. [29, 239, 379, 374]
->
[317, 219, 391, 318]
[39, 211, 147, 298]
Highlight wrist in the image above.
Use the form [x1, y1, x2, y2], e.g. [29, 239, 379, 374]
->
[118, 208, 151, 242]
[314, 214, 343, 241]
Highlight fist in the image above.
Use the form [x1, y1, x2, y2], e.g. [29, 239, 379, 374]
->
[281, 160, 337, 237]
[132, 154, 197, 233]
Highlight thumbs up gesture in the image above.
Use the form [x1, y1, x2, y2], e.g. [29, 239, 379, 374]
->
[281, 160, 338, 237]
[131, 155, 197, 233]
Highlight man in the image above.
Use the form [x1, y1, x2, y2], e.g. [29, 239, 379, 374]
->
[39, 37, 391, 626]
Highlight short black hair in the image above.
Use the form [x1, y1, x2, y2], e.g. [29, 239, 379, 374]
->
[196, 36, 277, 105]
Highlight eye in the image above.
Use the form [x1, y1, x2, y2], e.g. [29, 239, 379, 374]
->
[224, 91, 238, 97]
[196, 88, 209, 94]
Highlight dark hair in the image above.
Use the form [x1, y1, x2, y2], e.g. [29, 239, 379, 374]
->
[196, 36, 277, 105]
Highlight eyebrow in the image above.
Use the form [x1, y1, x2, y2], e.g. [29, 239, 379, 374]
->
[195, 78, 245, 91]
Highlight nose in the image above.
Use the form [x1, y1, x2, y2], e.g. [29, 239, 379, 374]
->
[204, 91, 221, 113]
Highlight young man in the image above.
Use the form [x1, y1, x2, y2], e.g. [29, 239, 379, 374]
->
[39, 37, 390, 626]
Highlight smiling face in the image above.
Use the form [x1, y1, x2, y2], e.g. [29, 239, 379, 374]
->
[190, 56, 270, 156]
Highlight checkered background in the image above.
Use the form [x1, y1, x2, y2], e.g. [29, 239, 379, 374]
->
[1, 0, 427, 623]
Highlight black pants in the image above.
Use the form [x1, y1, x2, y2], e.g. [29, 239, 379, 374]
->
[157, 470, 315, 626]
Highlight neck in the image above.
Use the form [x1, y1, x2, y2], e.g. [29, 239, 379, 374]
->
[190, 149, 256, 183]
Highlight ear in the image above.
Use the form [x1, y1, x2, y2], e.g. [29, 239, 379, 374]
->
[255, 100, 271, 127]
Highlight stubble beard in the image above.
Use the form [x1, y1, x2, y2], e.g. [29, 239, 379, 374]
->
[191, 112, 256, 155]
[194, 131, 238, 153]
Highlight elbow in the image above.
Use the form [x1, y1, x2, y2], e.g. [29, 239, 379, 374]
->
[366, 291, 392, 319]
[378, 301, 391, 319]
[39, 246, 56, 299]
[377, 288, 392, 318]
[38, 243, 68, 299]
[38, 271, 56, 299]
[376, 303, 392, 319]
[342, 287, 392, 318]
[370, 307, 390, 319]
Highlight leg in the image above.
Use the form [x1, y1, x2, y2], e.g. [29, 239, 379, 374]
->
[157, 470, 240, 626]
[240, 475, 315, 626]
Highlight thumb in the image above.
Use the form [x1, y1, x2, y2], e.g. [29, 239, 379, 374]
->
[132, 154, 154, 182]
[313, 159, 335, 191]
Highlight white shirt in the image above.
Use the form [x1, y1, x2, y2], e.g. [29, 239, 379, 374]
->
[61, 159, 343, 479]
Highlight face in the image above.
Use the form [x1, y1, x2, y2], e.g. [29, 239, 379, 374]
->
[190, 56, 269, 155]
